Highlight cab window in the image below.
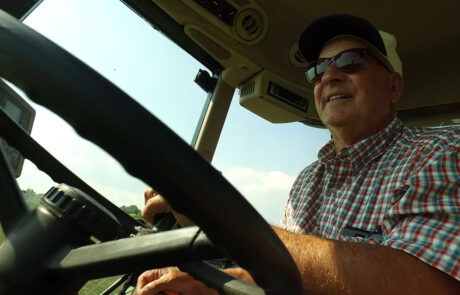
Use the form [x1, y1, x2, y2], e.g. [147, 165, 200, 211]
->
[14, 0, 211, 212]
[212, 94, 330, 224]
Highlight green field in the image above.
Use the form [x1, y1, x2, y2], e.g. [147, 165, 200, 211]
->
[0, 223, 4, 245]
[79, 276, 126, 294]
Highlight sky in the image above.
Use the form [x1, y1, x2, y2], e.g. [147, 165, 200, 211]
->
[12, 0, 330, 224]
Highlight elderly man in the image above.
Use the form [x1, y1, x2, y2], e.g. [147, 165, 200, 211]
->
[136, 14, 460, 294]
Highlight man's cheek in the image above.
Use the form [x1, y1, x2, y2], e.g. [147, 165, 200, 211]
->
[313, 86, 322, 109]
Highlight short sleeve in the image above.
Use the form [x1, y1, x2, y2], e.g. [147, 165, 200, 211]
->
[382, 149, 460, 281]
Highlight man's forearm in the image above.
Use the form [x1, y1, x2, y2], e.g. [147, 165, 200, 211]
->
[272, 226, 459, 295]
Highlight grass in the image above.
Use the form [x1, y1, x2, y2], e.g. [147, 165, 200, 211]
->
[0, 223, 4, 245]
[79, 275, 126, 294]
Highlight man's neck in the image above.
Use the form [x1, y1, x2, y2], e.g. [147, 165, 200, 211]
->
[329, 116, 395, 153]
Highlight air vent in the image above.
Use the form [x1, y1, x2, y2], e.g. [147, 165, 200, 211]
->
[295, 50, 306, 64]
[289, 43, 307, 67]
[240, 80, 255, 97]
[186, 0, 267, 45]
[235, 8, 264, 41]
[239, 71, 311, 123]
[242, 15, 258, 34]
[232, 0, 250, 7]
[267, 82, 308, 112]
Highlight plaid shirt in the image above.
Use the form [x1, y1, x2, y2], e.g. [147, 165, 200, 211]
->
[281, 117, 460, 280]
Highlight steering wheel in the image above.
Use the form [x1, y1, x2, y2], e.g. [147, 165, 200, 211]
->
[0, 9, 301, 294]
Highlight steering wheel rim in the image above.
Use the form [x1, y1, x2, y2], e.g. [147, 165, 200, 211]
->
[0, 9, 302, 294]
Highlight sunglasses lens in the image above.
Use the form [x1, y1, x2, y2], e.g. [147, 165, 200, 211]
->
[306, 64, 317, 83]
[335, 51, 365, 72]
[305, 49, 367, 83]
[306, 59, 330, 82]
[316, 59, 330, 78]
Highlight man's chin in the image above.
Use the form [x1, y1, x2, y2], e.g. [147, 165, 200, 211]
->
[322, 116, 355, 128]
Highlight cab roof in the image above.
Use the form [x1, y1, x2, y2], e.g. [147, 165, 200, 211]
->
[96, 0, 460, 127]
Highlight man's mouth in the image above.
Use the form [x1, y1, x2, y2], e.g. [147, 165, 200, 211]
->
[328, 94, 352, 102]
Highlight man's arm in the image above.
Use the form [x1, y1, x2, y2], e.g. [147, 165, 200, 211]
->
[135, 224, 459, 295]
[272, 226, 459, 295]
[139, 188, 459, 294]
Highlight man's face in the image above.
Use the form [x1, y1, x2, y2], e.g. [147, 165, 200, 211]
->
[313, 37, 398, 134]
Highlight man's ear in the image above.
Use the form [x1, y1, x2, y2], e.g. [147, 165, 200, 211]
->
[389, 72, 403, 103]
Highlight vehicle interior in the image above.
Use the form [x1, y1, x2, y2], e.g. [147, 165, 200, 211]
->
[0, 0, 458, 294]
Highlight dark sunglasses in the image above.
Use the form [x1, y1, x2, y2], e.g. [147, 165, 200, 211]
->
[305, 48, 390, 83]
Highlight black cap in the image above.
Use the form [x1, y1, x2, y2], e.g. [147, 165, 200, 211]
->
[298, 14, 387, 63]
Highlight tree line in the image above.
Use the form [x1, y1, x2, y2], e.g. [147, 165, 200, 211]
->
[20, 188, 142, 217]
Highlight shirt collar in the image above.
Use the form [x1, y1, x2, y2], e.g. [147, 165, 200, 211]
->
[318, 117, 402, 173]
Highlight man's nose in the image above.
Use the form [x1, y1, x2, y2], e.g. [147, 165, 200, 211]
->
[320, 63, 346, 84]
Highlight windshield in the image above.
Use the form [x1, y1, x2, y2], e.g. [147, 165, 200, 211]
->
[13, 0, 210, 212]
[5, 0, 330, 228]
[213, 95, 330, 223]
[0, 1, 331, 291]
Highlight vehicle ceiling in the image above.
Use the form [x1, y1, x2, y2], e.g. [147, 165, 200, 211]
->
[0, 0, 42, 20]
[108, 1, 460, 126]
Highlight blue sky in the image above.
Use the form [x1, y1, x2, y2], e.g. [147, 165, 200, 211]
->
[15, 0, 330, 224]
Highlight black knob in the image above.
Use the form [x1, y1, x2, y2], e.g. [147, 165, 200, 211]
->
[42, 184, 123, 241]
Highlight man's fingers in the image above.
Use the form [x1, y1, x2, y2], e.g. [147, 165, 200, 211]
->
[142, 187, 194, 227]
[142, 194, 170, 226]
[144, 187, 158, 204]
[136, 269, 161, 290]
[137, 267, 218, 295]
[223, 268, 256, 284]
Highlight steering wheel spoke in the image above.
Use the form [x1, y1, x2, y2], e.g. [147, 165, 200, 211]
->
[53, 226, 224, 279]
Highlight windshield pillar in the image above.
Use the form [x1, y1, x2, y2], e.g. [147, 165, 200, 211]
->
[192, 75, 234, 162]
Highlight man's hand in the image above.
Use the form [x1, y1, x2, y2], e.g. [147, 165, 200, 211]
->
[136, 267, 219, 295]
[142, 188, 170, 226]
[142, 187, 194, 227]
